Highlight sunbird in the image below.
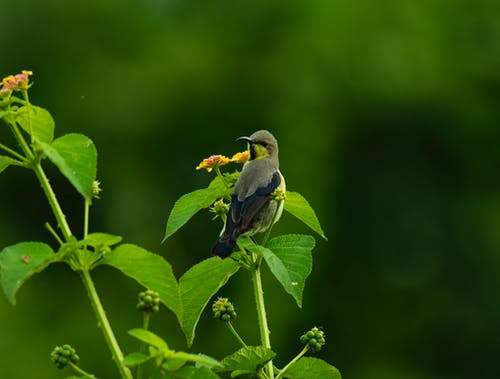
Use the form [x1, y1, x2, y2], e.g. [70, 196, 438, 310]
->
[212, 130, 285, 258]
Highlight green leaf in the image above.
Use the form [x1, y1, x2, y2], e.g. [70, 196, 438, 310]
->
[264, 235, 315, 307]
[83, 232, 122, 250]
[0, 242, 59, 305]
[179, 257, 240, 346]
[173, 352, 221, 368]
[283, 357, 341, 379]
[218, 346, 275, 375]
[123, 352, 153, 367]
[168, 366, 221, 379]
[99, 244, 181, 324]
[40, 133, 97, 199]
[284, 191, 327, 240]
[0, 156, 19, 174]
[128, 328, 169, 351]
[15, 105, 55, 143]
[163, 174, 236, 242]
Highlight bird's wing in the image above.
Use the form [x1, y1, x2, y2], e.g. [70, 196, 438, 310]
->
[229, 171, 281, 231]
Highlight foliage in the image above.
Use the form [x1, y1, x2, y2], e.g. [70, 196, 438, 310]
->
[0, 72, 339, 378]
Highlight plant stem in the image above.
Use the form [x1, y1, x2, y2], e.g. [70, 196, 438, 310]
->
[32, 162, 72, 241]
[227, 320, 247, 348]
[69, 361, 97, 378]
[251, 256, 274, 378]
[0, 142, 26, 161]
[137, 312, 151, 379]
[44, 222, 64, 245]
[275, 345, 309, 379]
[81, 269, 133, 379]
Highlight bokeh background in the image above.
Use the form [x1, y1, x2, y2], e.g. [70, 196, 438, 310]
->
[1, 0, 500, 378]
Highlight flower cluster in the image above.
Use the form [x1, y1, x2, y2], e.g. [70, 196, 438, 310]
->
[50, 344, 80, 369]
[196, 150, 249, 172]
[210, 199, 230, 219]
[212, 297, 237, 322]
[1, 70, 32, 96]
[136, 289, 160, 313]
[300, 326, 326, 352]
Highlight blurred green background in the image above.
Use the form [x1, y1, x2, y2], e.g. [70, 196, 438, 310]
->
[1, 0, 500, 378]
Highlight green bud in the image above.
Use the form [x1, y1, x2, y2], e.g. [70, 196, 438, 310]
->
[137, 289, 161, 313]
[300, 326, 326, 353]
[212, 297, 237, 322]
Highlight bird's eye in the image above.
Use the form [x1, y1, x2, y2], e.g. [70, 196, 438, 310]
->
[260, 142, 268, 148]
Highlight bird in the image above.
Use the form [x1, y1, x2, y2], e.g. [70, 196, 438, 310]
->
[212, 130, 286, 258]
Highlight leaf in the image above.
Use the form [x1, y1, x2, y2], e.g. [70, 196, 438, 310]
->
[168, 366, 221, 379]
[264, 235, 315, 307]
[0, 156, 19, 174]
[15, 105, 55, 143]
[99, 244, 181, 324]
[284, 191, 327, 240]
[83, 232, 122, 249]
[179, 257, 240, 346]
[283, 357, 341, 379]
[163, 174, 236, 242]
[128, 328, 169, 351]
[218, 346, 275, 375]
[173, 352, 221, 368]
[0, 242, 59, 305]
[123, 352, 153, 367]
[40, 133, 97, 199]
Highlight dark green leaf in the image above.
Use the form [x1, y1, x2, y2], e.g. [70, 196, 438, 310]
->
[163, 174, 236, 242]
[218, 346, 275, 375]
[284, 191, 327, 240]
[264, 235, 315, 307]
[128, 329, 168, 351]
[123, 352, 153, 367]
[0, 156, 19, 174]
[40, 133, 97, 199]
[179, 257, 239, 346]
[0, 242, 59, 305]
[99, 244, 181, 324]
[283, 357, 341, 379]
[15, 105, 54, 143]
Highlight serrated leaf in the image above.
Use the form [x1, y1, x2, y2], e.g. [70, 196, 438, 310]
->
[99, 244, 181, 324]
[128, 329, 169, 351]
[40, 133, 97, 199]
[0, 156, 19, 174]
[163, 174, 236, 242]
[284, 191, 327, 240]
[0, 242, 58, 305]
[264, 235, 315, 307]
[15, 105, 54, 143]
[179, 257, 240, 346]
[123, 351, 152, 367]
[218, 346, 275, 375]
[283, 357, 341, 379]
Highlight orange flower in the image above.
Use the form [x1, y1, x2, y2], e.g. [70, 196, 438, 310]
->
[196, 154, 231, 172]
[1, 70, 33, 92]
[231, 151, 249, 164]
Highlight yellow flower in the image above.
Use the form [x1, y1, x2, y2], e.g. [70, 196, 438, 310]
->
[196, 154, 231, 172]
[1, 70, 33, 92]
[231, 151, 249, 164]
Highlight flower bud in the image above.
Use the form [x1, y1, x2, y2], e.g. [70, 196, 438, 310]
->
[212, 297, 237, 322]
[300, 326, 326, 352]
[137, 289, 160, 313]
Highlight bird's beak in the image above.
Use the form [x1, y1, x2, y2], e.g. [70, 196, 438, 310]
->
[236, 136, 253, 143]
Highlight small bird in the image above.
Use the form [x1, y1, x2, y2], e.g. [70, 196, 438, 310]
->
[212, 130, 286, 258]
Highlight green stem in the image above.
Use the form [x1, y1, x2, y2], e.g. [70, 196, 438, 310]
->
[214, 166, 229, 189]
[251, 256, 274, 378]
[0, 142, 26, 161]
[84, 198, 90, 240]
[227, 320, 247, 348]
[32, 162, 72, 241]
[69, 360, 97, 378]
[81, 269, 133, 379]
[275, 345, 310, 379]
[44, 222, 64, 245]
[137, 312, 151, 379]
[21, 90, 33, 142]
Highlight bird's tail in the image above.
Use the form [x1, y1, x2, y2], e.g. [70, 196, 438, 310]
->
[212, 235, 237, 259]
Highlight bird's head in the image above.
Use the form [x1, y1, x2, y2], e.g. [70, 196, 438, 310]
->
[237, 130, 278, 161]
